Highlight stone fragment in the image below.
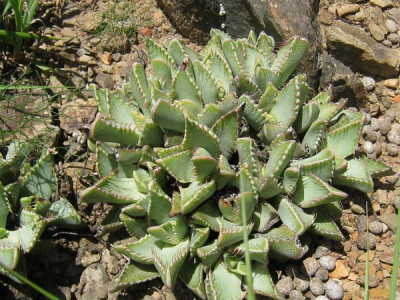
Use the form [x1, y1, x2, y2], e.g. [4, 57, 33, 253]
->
[356, 232, 376, 250]
[361, 76, 375, 91]
[370, 0, 393, 9]
[384, 78, 399, 88]
[95, 73, 114, 89]
[343, 281, 361, 295]
[99, 52, 112, 65]
[319, 256, 337, 271]
[276, 276, 295, 297]
[301, 257, 319, 277]
[385, 19, 398, 33]
[369, 287, 390, 299]
[315, 267, 329, 282]
[320, 11, 334, 25]
[387, 123, 400, 145]
[310, 277, 325, 296]
[329, 260, 349, 279]
[386, 143, 399, 156]
[325, 279, 344, 300]
[293, 275, 310, 292]
[139, 27, 152, 37]
[59, 98, 97, 134]
[326, 21, 400, 77]
[387, 33, 400, 43]
[378, 213, 398, 231]
[289, 290, 303, 300]
[356, 274, 380, 287]
[337, 4, 360, 17]
[368, 22, 386, 41]
[387, 7, 400, 24]
[369, 221, 383, 235]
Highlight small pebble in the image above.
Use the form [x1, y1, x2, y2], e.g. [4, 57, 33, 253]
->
[319, 256, 336, 271]
[289, 290, 303, 300]
[325, 279, 344, 300]
[361, 77, 375, 91]
[356, 232, 376, 250]
[386, 143, 399, 157]
[378, 118, 392, 135]
[387, 124, 400, 145]
[293, 275, 310, 292]
[276, 276, 295, 297]
[314, 245, 331, 259]
[369, 220, 383, 235]
[315, 296, 329, 300]
[302, 257, 319, 277]
[310, 277, 325, 296]
[386, 19, 398, 33]
[387, 33, 400, 44]
[315, 267, 329, 282]
[363, 141, 375, 154]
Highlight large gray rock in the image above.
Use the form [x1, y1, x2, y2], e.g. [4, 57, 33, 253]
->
[156, 0, 219, 44]
[157, 0, 321, 87]
[326, 21, 400, 78]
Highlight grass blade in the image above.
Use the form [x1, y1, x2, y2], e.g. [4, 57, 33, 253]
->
[364, 201, 369, 300]
[389, 196, 400, 300]
[1, 266, 60, 300]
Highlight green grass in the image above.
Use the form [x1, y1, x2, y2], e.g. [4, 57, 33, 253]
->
[364, 201, 369, 300]
[389, 196, 400, 300]
[95, 0, 145, 52]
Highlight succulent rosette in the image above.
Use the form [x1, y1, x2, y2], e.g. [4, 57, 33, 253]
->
[81, 29, 393, 299]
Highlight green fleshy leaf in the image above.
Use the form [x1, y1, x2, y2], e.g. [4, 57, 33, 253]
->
[204, 50, 232, 92]
[92, 118, 140, 146]
[252, 263, 284, 300]
[189, 227, 210, 255]
[270, 37, 308, 87]
[182, 118, 220, 158]
[212, 110, 239, 158]
[222, 39, 245, 77]
[81, 173, 146, 204]
[157, 150, 196, 183]
[115, 234, 158, 264]
[332, 158, 373, 193]
[151, 99, 185, 132]
[360, 156, 394, 179]
[193, 60, 222, 104]
[265, 225, 308, 262]
[180, 181, 216, 214]
[310, 207, 344, 241]
[152, 237, 190, 289]
[110, 261, 159, 292]
[148, 218, 188, 245]
[253, 202, 279, 233]
[264, 140, 296, 177]
[272, 196, 315, 235]
[20, 150, 56, 200]
[191, 202, 221, 232]
[301, 119, 326, 155]
[179, 258, 207, 300]
[217, 219, 253, 248]
[293, 101, 320, 134]
[205, 260, 244, 300]
[197, 240, 222, 269]
[191, 148, 218, 182]
[326, 120, 362, 159]
[282, 166, 300, 195]
[0, 182, 10, 228]
[130, 63, 152, 116]
[291, 148, 335, 182]
[230, 237, 269, 264]
[172, 69, 202, 107]
[293, 174, 348, 208]
[48, 197, 82, 226]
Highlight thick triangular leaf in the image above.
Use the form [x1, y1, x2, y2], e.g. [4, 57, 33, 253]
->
[265, 225, 308, 262]
[293, 174, 348, 208]
[179, 258, 207, 300]
[252, 263, 284, 300]
[310, 207, 344, 241]
[332, 158, 373, 193]
[205, 260, 244, 300]
[180, 181, 216, 214]
[110, 261, 159, 292]
[115, 234, 158, 264]
[20, 150, 56, 200]
[152, 237, 190, 289]
[253, 202, 279, 233]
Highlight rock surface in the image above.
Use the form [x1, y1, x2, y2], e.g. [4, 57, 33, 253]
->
[326, 21, 400, 77]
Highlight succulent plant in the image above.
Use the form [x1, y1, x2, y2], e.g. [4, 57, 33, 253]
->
[0, 141, 81, 282]
[81, 29, 393, 299]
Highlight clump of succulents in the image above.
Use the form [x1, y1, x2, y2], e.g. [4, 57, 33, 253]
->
[0, 141, 81, 282]
[81, 29, 393, 299]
